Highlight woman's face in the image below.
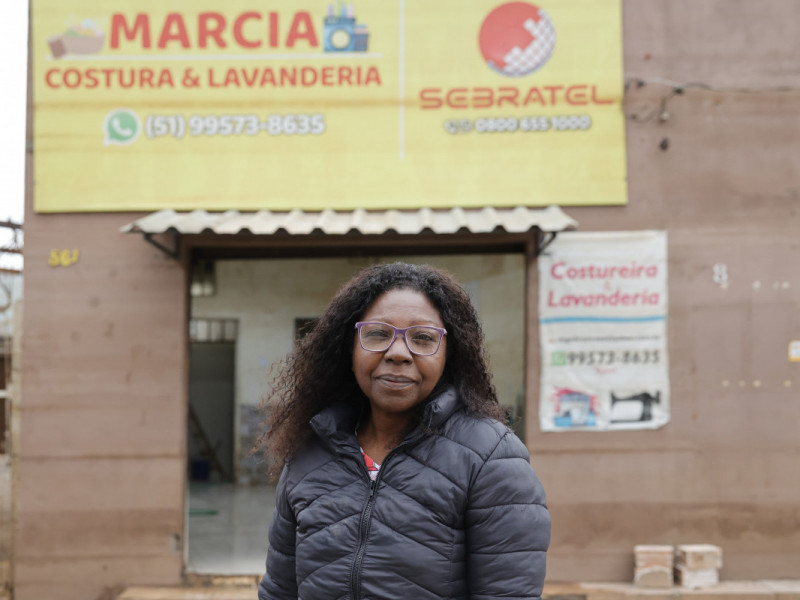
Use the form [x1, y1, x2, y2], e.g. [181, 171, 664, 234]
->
[352, 288, 447, 423]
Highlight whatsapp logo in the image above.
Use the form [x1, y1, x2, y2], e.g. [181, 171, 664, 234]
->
[104, 109, 140, 146]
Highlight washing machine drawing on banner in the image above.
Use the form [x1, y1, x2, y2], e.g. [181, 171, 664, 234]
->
[324, 4, 369, 52]
[552, 388, 598, 427]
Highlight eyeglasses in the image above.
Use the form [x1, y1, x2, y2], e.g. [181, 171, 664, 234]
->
[355, 321, 447, 356]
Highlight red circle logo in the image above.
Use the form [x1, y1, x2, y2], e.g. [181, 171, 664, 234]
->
[478, 2, 556, 77]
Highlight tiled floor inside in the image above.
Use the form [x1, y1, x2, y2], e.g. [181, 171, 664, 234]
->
[186, 482, 277, 575]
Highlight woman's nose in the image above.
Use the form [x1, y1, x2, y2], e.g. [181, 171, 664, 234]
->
[384, 333, 412, 361]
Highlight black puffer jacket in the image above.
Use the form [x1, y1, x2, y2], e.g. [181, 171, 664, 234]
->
[259, 387, 550, 600]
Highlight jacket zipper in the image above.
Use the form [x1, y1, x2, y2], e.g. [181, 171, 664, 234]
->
[348, 431, 426, 600]
[349, 474, 377, 600]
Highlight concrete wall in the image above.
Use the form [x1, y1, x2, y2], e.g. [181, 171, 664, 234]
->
[526, 0, 800, 582]
[14, 207, 189, 600]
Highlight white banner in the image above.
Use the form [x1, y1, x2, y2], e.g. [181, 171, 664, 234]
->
[538, 231, 669, 431]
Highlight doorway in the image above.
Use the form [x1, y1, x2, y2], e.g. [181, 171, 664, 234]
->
[185, 253, 526, 574]
[185, 318, 275, 574]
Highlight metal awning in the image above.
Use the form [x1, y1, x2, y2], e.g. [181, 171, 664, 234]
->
[121, 206, 577, 258]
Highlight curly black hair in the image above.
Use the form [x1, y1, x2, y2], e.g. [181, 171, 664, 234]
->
[257, 262, 505, 471]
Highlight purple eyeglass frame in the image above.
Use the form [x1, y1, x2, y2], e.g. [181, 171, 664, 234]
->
[354, 321, 447, 356]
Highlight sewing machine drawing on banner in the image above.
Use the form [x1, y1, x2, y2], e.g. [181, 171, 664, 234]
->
[609, 390, 661, 423]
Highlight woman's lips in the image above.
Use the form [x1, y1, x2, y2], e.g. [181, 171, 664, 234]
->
[377, 375, 415, 388]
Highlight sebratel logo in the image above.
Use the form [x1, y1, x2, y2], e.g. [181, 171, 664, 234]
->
[478, 2, 555, 77]
[419, 1, 612, 110]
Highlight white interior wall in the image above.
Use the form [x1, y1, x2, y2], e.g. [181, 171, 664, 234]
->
[192, 254, 524, 481]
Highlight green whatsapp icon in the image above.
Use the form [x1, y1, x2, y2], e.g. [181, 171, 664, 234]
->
[104, 109, 140, 145]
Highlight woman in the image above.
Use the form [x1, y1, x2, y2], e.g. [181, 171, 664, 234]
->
[257, 262, 550, 600]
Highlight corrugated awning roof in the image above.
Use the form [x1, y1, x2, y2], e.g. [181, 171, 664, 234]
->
[120, 205, 577, 236]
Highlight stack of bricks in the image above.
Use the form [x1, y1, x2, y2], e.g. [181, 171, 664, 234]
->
[633, 545, 674, 588]
[675, 544, 723, 588]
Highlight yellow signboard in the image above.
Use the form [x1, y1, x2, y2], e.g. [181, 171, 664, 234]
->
[33, 0, 627, 212]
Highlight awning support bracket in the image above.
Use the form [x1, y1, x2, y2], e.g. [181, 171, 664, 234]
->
[533, 230, 559, 257]
[143, 231, 180, 260]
